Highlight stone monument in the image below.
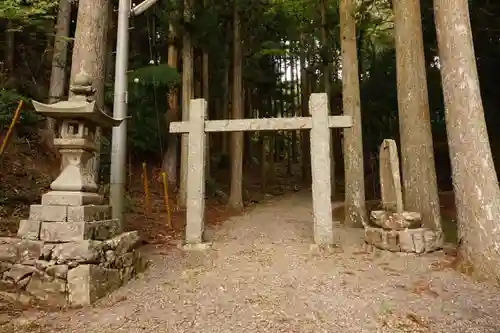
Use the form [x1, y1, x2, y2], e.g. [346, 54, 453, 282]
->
[0, 73, 146, 307]
[364, 139, 443, 253]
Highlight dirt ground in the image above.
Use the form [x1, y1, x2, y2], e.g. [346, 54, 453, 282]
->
[3, 191, 500, 333]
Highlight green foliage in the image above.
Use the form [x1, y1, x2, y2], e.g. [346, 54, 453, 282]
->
[130, 64, 180, 87]
[0, 0, 58, 23]
[0, 89, 41, 137]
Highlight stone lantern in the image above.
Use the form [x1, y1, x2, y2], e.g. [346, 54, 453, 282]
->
[0, 72, 147, 307]
[32, 72, 119, 206]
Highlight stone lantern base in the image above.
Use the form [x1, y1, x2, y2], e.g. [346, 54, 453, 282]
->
[0, 199, 147, 307]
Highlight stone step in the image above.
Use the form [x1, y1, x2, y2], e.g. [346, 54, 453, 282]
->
[29, 204, 111, 222]
[18, 219, 121, 242]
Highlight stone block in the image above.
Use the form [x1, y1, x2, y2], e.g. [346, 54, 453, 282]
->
[398, 230, 415, 252]
[370, 210, 422, 230]
[52, 240, 102, 264]
[105, 231, 140, 255]
[46, 265, 69, 279]
[92, 219, 121, 240]
[41, 191, 102, 206]
[40, 221, 93, 242]
[17, 220, 41, 240]
[0, 238, 19, 263]
[29, 205, 68, 222]
[3, 264, 38, 284]
[385, 231, 400, 252]
[67, 264, 122, 306]
[40, 219, 120, 242]
[424, 229, 443, 252]
[67, 205, 111, 222]
[25, 274, 67, 306]
[16, 240, 44, 263]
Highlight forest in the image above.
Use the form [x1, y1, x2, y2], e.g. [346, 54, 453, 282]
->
[1, 0, 500, 287]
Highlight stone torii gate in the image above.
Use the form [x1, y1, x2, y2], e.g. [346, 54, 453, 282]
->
[170, 93, 352, 247]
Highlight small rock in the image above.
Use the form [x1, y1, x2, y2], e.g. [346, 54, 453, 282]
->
[26, 274, 67, 306]
[105, 250, 117, 268]
[35, 260, 51, 271]
[0, 262, 13, 274]
[0, 241, 18, 263]
[105, 232, 140, 255]
[121, 252, 134, 267]
[18, 276, 31, 289]
[46, 265, 69, 279]
[41, 244, 55, 260]
[16, 240, 44, 262]
[52, 240, 102, 264]
[370, 210, 422, 230]
[3, 264, 38, 284]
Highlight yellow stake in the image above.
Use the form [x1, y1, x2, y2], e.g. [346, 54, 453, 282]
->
[0, 100, 24, 156]
[142, 162, 150, 217]
[161, 172, 172, 228]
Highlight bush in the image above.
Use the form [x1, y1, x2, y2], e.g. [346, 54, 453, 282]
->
[0, 89, 42, 138]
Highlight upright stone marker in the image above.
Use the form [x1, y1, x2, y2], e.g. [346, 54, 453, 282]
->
[0, 72, 146, 307]
[185, 99, 207, 245]
[309, 93, 334, 245]
[379, 139, 403, 212]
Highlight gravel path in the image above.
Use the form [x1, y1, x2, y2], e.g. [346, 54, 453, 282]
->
[6, 191, 500, 333]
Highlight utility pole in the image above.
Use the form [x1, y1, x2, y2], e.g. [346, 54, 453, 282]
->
[110, 0, 159, 225]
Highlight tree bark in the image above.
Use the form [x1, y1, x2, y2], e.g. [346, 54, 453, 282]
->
[228, 2, 244, 210]
[69, 0, 109, 183]
[320, 0, 336, 198]
[178, 0, 194, 207]
[48, 0, 72, 133]
[394, 0, 441, 230]
[162, 21, 179, 186]
[340, 0, 368, 227]
[435, 0, 500, 282]
[202, 5, 210, 179]
[299, 34, 311, 182]
[4, 22, 15, 75]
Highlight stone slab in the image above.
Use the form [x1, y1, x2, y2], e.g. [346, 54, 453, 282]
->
[364, 226, 443, 254]
[40, 219, 121, 242]
[52, 240, 102, 264]
[29, 205, 68, 222]
[25, 274, 67, 306]
[379, 139, 404, 212]
[309, 93, 334, 245]
[67, 264, 121, 306]
[17, 220, 41, 240]
[185, 99, 207, 244]
[370, 210, 422, 230]
[41, 191, 102, 206]
[104, 231, 141, 255]
[67, 205, 111, 222]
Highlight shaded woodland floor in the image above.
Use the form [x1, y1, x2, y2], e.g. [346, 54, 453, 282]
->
[2, 192, 499, 333]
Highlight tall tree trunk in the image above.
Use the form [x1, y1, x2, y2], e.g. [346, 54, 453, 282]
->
[162, 22, 179, 186]
[299, 35, 310, 182]
[320, 0, 336, 198]
[435, 0, 500, 282]
[69, 0, 109, 183]
[202, 4, 210, 179]
[228, 3, 244, 210]
[4, 22, 15, 76]
[221, 63, 230, 155]
[340, 0, 367, 227]
[48, 0, 72, 134]
[394, 0, 441, 230]
[179, 0, 194, 207]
